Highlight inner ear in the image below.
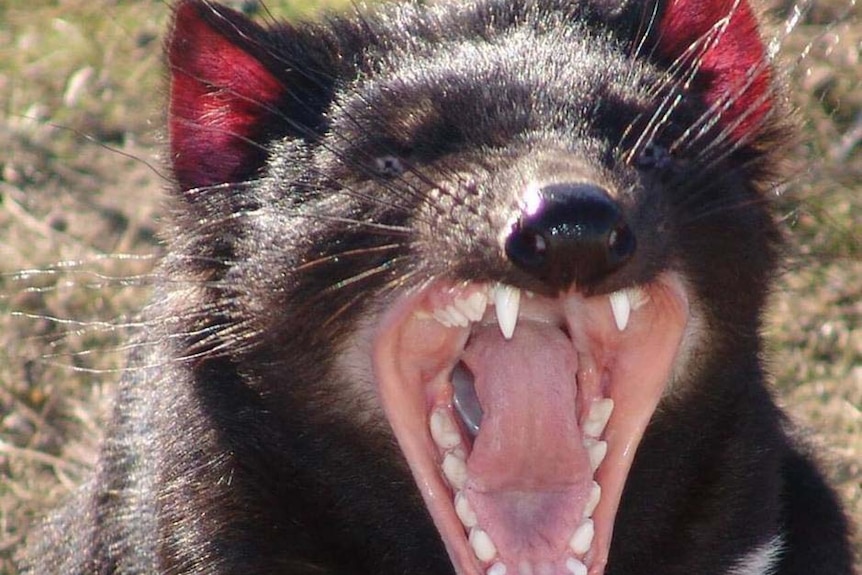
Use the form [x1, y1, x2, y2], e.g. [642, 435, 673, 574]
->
[654, 0, 773, 142]
[167, 0, 335, 192]
[168, 0, 284, 191]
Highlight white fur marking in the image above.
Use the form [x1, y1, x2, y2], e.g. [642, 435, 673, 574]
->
[725, 535, 784, 575]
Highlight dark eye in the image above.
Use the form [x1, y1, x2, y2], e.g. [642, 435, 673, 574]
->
[635, 143, 672, 171]
[374, 155, 405, 177]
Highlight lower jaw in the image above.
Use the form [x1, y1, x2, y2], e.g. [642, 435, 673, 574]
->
[371, 274, 690, 575]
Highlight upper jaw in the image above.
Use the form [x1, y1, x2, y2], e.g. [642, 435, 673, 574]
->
[371, 274, 689, 575]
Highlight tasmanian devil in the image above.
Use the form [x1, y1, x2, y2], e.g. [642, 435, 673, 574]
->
[24, 0, 854, 574]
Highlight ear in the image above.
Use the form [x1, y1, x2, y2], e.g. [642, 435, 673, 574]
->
[167, 0, 333, 192]
[656, 0, 773, 142]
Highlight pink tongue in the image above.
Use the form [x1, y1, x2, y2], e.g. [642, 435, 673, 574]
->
[460, 322, 592, 560]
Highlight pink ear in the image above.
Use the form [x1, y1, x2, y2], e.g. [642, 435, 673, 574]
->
[657, 0, 772, 142]
[168, 0, 285, 191]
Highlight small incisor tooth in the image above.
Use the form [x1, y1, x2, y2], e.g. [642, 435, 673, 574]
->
[487, 562, 507, 575]
[442, 453, 468, 490]
[565, 558, 588, 575]
[584, 438, 608, 471]
[583, 481, 601, 518]
[455, 491, 478, 528]
[626, 286, 649, 310]
[444, 304, 470, 327]
[569, 518, 595, 555]
[430, 409, 461, 450]
[469, 528, 498, 562]
[453, 291, 488, 322]
[432, 308, 457, 327]
[583, 398, 614, 438]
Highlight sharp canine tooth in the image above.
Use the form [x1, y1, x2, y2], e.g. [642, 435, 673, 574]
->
[569, 519, 595, 555]
[455, 491, 478, 528]
[584, 438, 608, 471]
[469, 528, 498, 562]
[493, 283, 521, 340]
[583, 481, 601, 518]
[442, 453, 468, 489]
[453, 291, 488, 322]
[487, 563, 507, 575]
[565, 558, 588, 575]
[609, 289, 631, 331]
[430, 409, 461, 450]
[583, 398, 614, 438]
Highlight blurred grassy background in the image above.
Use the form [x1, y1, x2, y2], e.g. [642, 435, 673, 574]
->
[0, 0, 859, 573]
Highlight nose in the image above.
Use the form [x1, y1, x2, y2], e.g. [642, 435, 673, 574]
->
[504, 183, 635, 290]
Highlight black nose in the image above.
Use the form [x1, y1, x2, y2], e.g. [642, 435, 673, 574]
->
[504, 183, 635, 289]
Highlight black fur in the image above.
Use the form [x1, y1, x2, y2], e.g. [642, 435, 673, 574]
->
[24, 1, 854, 574]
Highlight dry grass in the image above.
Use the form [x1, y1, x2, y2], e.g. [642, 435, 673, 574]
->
[0, 0, 859, 573]
[769, 1, 862, 559]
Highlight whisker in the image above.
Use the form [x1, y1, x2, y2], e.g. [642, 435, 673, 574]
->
[321, 263, 418, 330]
[291, 244, 406, 275]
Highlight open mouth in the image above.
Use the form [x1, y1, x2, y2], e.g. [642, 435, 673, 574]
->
[373, 275, 689, 575]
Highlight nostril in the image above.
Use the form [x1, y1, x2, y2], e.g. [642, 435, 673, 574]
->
[608, 222, 636, 264]
[504, 182, 635, 289]
[505, 222, 549, 272]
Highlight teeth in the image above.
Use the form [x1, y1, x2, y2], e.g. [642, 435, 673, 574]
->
[493, 283, 521, 340]
[487, 563, 507, 575]
[433, 283, 643, 334]
[469, 528, 498, 562]
[429, 283, 522, 335]
[627, 286, 649, 310]
[432, 307, 458, 327]
[609, 289, 632, 331]
[569, 519, 595, 555]
[583, 481, 601, 518]
[431, 304, 469, 328]
[565, 558, 588, 575]
[455, 491, 478, 528]
[430, 408, 462, 450]
[442, 452, 468, 490]
[444, 304, 470, 327]
[430, 289, 489, 328]
[608, 286, 649, 331]
[583, 398, 614, 438]
[453, 291, 488, 322]
[584, 438, 608, 471]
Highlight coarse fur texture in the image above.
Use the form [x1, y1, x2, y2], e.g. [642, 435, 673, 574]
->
[24, 1, 854, 574]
